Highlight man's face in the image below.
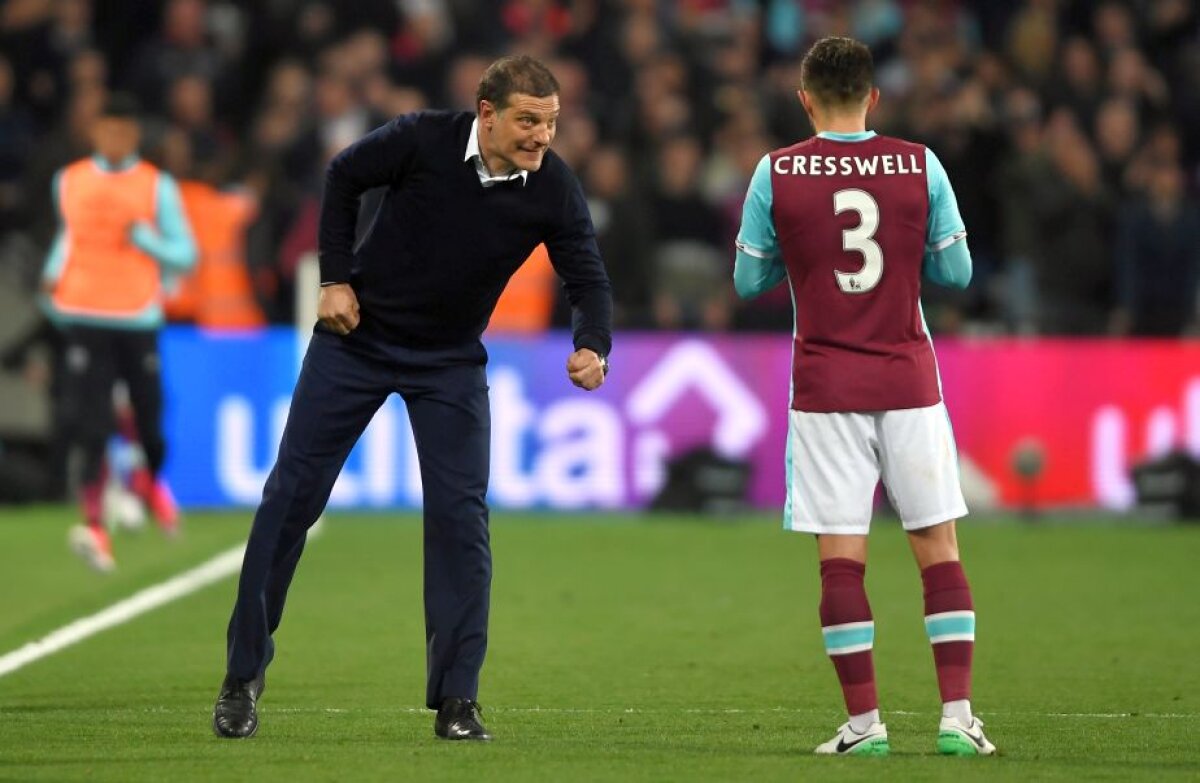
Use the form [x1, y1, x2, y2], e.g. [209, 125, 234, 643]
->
[91, 117, 140, 163]
[480, 92, 559, 173]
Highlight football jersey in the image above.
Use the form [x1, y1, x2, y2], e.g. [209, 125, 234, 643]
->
[735, 131, 968, 412]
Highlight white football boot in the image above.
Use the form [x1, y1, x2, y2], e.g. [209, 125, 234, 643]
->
[814, 720, 890, 756]
[937, 715, 997, 756]
[69, 524, 115, 573]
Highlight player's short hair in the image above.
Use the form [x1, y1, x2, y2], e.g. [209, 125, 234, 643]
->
[801, 37, 874, 108]
[476, 55, 560, 110]
[100, 92, 142, 120]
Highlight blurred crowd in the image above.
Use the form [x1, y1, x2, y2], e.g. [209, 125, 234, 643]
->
[0, 0, 1198, 338]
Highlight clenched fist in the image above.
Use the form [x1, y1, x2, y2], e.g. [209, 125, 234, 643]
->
[318, 283, 360, 335]
[566, 348, 607, 391]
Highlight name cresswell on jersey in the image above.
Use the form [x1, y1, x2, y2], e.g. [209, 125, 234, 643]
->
[772, 153, 924, 177]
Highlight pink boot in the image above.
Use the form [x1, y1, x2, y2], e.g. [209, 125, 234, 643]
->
[131, 468, 181, 536]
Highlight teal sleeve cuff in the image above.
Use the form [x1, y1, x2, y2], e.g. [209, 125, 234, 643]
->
[923, 237, 972, 289]
[734, 249, 786, 299]
[42, 230, 67, 283]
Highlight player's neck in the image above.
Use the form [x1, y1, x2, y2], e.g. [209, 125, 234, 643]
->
[813, 114, 868, 135]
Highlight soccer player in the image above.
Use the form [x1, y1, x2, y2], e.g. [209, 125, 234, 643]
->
[42, 92, 196, 571]
[734, 37, 996, 757]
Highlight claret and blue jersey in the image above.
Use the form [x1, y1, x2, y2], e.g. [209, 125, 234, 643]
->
[734, 130, 972, 413]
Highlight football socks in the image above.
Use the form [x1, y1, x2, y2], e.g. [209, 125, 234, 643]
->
[819, 558, 878, 716]
[922, 560, 976, 706]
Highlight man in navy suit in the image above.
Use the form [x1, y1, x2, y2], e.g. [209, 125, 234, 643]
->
[213, 55, 612, 742]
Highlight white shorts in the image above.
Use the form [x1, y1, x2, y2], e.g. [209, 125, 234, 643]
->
[785, 402, 968, 535]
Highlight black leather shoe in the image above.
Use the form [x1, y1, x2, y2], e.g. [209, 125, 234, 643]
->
[212, 673, 265, 739]
[434, 698, 492, 741]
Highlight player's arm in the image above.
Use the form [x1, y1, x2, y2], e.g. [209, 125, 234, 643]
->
[922, 147, 972, 290]
[924, 238, 971, 289]
[131, 173, 197, 272]
[733, 154, 786, 299]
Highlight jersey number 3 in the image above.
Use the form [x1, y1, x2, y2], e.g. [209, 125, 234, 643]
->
[834, 188, 882, 293]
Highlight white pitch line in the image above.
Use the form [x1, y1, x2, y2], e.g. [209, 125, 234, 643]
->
[0, 545, 248, 677]
[0, 543, 246, 678]
[0, 518, 327, 679]
[134, 706, 1198, 720]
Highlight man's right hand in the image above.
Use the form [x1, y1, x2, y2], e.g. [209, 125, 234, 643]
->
[318, 283, 361, 335]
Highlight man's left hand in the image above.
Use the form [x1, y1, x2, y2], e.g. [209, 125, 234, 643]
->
[567, 349, 606, 391]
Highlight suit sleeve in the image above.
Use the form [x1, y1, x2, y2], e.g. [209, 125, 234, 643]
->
[319, 114, 420, 284]
[544, 170, 613, 357]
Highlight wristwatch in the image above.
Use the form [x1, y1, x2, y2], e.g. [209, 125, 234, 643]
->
[597, 352, 609, 376]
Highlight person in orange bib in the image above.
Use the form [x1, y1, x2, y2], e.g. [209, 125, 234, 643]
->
[41, 93, 197, 572]
[164, 179, 266, 330]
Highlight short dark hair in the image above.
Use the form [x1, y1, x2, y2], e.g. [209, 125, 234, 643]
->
[100, 91, 142, 120]
[801, 37, 874, 107]
[476, 55, 560, 110]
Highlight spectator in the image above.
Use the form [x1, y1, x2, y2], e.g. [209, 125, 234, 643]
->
[1093, 96, 1140, 196]
[0, 55, 34, 232]
[158, 129, 266, 330]
[66, 48, 107, 97]
[995, 87, 1047, 334]
[1028, 110, 1116, 334]
[126, 0, 227, 114]
[1006, 0, 1059, 86]
[20, 85, 106, 249]
[6, 0, 95, 127]
[1091, 1, 1139, 58]
[648, 134, 730, 330]
[1112, 163, 1200, 336]
[578, 144, 653, 328]
[1107, 47, 1171, 119]
[1051, 36, 1104, 131]
[165, 73, 232, 182]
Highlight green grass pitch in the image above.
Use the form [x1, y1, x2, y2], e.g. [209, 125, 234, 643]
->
[0, 508, 1197, 781]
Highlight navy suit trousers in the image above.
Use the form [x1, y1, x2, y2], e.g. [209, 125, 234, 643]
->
[225, 329, 492, 709]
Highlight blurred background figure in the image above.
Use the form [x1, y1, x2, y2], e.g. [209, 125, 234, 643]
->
[648, 133, 730, 331]
[487, 243, 558, 334]
[158, 127, 265, 330]
[0, 54, 33, 235]
[1112, 161, 1200, 337]
[1028, 108, 1116, 335]
[39, 92, 196, 571]
[578, 143, 652, 328]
